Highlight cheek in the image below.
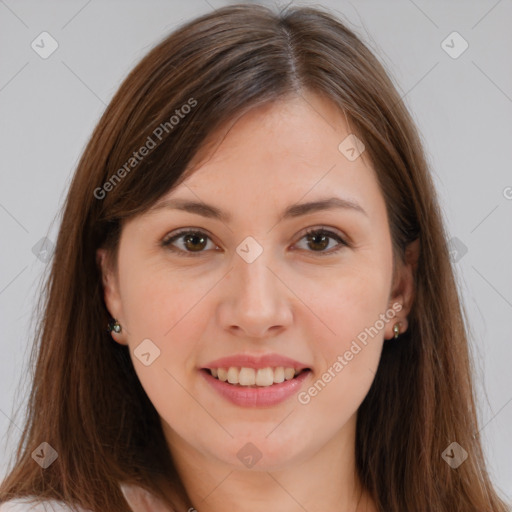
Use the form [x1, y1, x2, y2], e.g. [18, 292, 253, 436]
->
[334, 270, 391, 338]
[297, 271, 391, 423]
[298, 256, 392, 338]
[120, 269, 205, 423]
[119, 257, 199, 335]
[298, 253, 392, 383]
[117, 260, 206, 395]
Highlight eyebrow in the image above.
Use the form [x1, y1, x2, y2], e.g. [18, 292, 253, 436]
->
[149, 196, 367, 223]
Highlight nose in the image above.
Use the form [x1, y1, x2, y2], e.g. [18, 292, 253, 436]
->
[217, 247, 293, 339]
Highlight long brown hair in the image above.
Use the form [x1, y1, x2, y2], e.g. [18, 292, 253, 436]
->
[1, 4, 509, 511]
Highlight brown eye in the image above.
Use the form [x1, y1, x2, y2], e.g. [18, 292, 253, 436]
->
[162, 229, 214, 256]
[295, 228, 348, 255]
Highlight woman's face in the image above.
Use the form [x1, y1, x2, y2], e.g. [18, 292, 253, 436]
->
[98, 91, 414, 472]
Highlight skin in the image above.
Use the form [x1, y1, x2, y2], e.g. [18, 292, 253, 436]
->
[97, 90, 419, 512]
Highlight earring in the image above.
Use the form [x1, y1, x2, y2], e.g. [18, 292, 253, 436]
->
[393, 322, 400, 339]
[107, 318, 122, 334]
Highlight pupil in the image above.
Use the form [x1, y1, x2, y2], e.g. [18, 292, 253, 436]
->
[185, 233, 206, 251]
[309, 233, 328, 251]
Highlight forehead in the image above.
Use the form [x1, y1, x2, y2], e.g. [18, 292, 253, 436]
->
[153, 91, 383, 221]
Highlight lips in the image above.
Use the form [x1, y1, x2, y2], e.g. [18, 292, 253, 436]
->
[200, 366, 312, 407]
[199, 353, 312, 406]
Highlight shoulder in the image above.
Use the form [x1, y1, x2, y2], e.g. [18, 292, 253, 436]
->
[0, 498, 90, 512]
[0, 484, 175, 512]
[120, 482, 175, 511]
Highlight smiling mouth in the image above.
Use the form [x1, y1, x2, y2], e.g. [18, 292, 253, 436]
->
[202, 367, 311, 387]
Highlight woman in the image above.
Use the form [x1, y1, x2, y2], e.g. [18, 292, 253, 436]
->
[0, 3, 509, 512]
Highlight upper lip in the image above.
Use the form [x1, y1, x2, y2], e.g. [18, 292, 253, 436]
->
[202, 353, 310, 371]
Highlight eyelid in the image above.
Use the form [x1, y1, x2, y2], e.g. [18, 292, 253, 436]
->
[161, 227, 216, 245]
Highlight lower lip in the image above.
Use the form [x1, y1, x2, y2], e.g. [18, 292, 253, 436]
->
[200, 369, 311, 407]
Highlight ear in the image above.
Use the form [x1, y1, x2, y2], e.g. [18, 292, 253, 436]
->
[385, 238, 420, 340]
[96, 248, 127, 345]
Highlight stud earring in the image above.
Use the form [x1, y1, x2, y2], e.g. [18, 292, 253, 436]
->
[393, 322, 400, 339]
[107, 319, 122, 334]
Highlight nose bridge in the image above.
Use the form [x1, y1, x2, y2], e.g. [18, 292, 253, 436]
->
[233, 238, 278, 307]
[219, 235, 292, 336]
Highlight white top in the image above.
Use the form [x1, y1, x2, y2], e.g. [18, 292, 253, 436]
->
[0, 483, 174, 512]
[0, 501, 80, 512]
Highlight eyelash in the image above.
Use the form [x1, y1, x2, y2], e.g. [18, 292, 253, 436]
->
[161, 227, 349, 258]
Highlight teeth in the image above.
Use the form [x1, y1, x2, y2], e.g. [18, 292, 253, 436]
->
[239, 367, 256, 385]
[284, 367, 295, 380]
[273, 366, 285, 383]
[227, 367, 239, 384]
[255, 367, 273, 387]
[209, 366, 305, 387]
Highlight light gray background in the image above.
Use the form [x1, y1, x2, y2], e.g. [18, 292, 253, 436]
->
[1, 0, 511, 501]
